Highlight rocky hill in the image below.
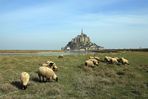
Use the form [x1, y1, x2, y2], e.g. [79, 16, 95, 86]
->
[64, 30, 103, 51]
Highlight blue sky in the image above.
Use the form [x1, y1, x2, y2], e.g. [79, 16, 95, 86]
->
[0, 0, 148, 50]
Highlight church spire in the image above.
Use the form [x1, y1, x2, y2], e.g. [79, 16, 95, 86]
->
[81, 28, 83, 35]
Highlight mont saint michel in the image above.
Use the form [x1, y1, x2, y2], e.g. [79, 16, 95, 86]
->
[64, 30, 103, 51]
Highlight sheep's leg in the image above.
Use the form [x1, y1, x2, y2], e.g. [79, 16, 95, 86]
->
[49, 77, 52, 82]
[21, 85, 24, 90]
[43, 76, 47, 82]
[46, 77, 50, 82]
[42, 76, 45, 82]
[46, 77, 48, 82]
[20, 82, 23, 89]
[85, 62, 87, 66]
[21, 85, 27, 90]
[38, 74, 42, 82]
[46, 77, 51, 82]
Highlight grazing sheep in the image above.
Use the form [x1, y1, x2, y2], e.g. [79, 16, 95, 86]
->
[89, 58, 99, 65]
[89, 56, 94, 59]
[38, 66, 58, 82]
[104, 56, 112, 63]
[51, 64, 58, 71]
[46, 61, 54, 66]
[39, 61, 51, 66]
[85, 60, 95, 67]
[40, 61, 58, 71]
[46, 60, 53, 64]
[41, 63, 49, 67]
[119, 57, 129, 65]
[114, 57, 120, 62]
[114, 57, 119, 60]
[94, 56, 100, 61]
[58, 54, 64, 58]
[20, 72, 30, 90]
[110, 58, 118, 64]
[46, 61, 58, 71]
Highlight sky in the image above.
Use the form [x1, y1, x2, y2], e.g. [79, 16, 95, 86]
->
[0, 0, 148, 50]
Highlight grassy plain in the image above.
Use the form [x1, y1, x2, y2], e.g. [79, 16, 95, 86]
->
[0, 51, 148, 99]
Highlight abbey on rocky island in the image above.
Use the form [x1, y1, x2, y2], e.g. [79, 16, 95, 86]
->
[64, 29, 104, 51]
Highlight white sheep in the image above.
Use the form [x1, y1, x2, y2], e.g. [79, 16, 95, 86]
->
[39, 61, 50, 66]
[46, 60, 52, 64]
[58, 54, 64, 58]
[110, 58, 118, 64]
[20, 72, 30, 90]
[85, 60, 95, 67]
[89, 56, 94, 59]
[37, 66, 58, 82]
[104, 56, 112, 63]
[94, 56, 100, 61]
[89, 58, 99, 65]
[114, 57, 119, 60]
[119, 57, 129, 65]
[46, 61, 58, 71]
[40, 61, 58, 71]
[41, 63, 49, 67]
[51, 64, 58, 71]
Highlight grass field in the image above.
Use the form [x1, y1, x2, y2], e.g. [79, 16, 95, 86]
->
[0, 51, 148, 99]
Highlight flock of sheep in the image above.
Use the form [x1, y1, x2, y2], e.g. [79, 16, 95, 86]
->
[20, 55, 129, 90]
[85, 56, 129, 67]
[20, 60, 58, 90]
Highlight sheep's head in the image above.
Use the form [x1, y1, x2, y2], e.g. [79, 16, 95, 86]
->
[53, 74, 58, 82]
[53, 65, 58, 71]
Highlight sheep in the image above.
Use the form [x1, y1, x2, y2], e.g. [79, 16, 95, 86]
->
[37, 66, 58, 82]
[46, 61, 58, 71]
[119, 57, 129, 65]
[85, 60, 95, 67]
[89, 58, 99, 65]
[110, 58, 118, 64]
[104, 56, 112, 63]
[39, 60, 51, 67]
[20, 72, 30, 90]
[58, 54, 64, 58]
[51, 64, 58, 71]
[46, 60, 52, 64]
[41, 63, 49, 67]
[114, 57, 119, 60]
[46, 61, 55, 66]
[40, 61, 58, 71]
[94, 56, 100, 61]
[89, 56, 94, 59]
